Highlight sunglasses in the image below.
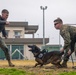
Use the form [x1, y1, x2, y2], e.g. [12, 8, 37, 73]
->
[54, 23, 59, 26]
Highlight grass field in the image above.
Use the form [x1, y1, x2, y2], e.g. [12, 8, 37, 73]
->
[0, 60, 76, 75]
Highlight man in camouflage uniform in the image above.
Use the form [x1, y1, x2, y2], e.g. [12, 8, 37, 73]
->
[0, 9, 14, 67]
[53, 18, 76, 68]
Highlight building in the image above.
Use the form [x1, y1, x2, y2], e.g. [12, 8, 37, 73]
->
[0, 21, 49, 60]
[42, 44, 62, 52]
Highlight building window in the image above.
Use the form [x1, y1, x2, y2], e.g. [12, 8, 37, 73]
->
[14, 31, 21, 38]
[12, 45, 24, 59]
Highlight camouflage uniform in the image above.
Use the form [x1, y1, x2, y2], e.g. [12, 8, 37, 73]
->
[60, 24, 76, 61]
[0, 16, 14, 66]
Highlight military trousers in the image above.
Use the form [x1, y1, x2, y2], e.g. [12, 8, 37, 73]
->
[0, 37, 10, 61]
[64, 36, 76, 61]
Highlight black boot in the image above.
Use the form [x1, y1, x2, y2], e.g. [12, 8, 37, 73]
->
[62, 61, 67, 68]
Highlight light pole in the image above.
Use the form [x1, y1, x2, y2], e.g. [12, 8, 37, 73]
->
[40, 6, 47, 47]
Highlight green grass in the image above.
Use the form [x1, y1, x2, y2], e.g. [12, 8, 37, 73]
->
[58, 71, 76, 75]
[0, 68, 76, 75]
[0, 68, 26, 75]
[0, 68, 36, 75]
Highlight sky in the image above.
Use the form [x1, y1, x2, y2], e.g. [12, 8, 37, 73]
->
[0, 0, 76, 45]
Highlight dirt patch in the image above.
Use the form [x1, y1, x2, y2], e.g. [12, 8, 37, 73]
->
[0, 60, 76, 75]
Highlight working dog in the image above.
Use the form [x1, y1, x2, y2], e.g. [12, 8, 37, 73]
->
[28, 45, 64, 68]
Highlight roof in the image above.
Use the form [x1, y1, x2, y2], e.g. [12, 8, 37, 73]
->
[25, 25, 38, 34]
[6, 21, 38, 34]
[46, 44, 62, 46]
[4, 38, 49, 44]
[7, 22, 28, 27]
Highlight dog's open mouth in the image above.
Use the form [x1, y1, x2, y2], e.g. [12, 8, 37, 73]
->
[29, 48, 32, 51]
[28, 45, 32, 51]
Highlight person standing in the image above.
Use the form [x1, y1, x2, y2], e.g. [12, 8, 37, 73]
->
[53, 18, 76, 68]
[0, 9, 14, 67]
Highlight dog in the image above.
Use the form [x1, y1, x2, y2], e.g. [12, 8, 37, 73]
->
[28, 45, 64, 68]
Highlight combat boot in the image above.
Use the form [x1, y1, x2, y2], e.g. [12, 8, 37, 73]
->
[9, 62, 15, 67]
[61, 61, 67, 68]
[3, 47, 15, 67]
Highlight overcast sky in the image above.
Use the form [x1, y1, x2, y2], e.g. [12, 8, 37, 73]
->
[0, 0, 76, 45]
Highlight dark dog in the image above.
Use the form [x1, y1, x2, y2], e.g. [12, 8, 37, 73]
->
[28, 45, 64, 68]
